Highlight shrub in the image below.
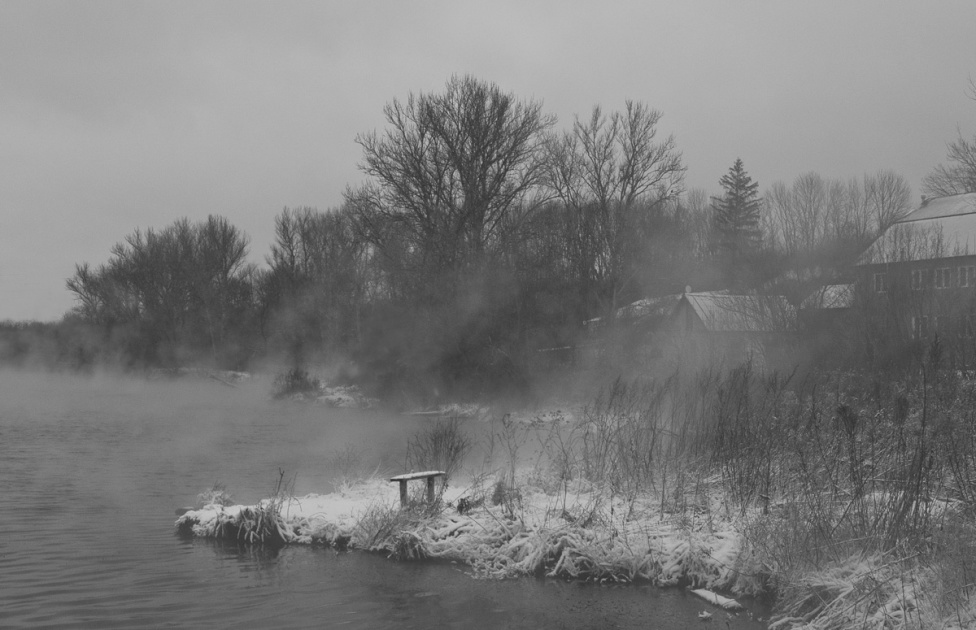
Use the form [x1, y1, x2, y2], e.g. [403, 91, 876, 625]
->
[197, 482, 234, 507]
[405, 417, 471, 481]
[328, 444, 379, 490]
[271, 367, 320, 399]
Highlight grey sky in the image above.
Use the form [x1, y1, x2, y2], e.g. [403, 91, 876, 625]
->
[2, 0, 974, 321]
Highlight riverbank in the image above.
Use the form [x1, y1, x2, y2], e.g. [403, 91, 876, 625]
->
[177, 471, 769, 621]
[177, 473, 743, 582]
[175, 468, 976, 629]
[179, 365, 976, 628]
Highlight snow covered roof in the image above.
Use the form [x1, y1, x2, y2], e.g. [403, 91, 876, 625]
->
[900, 193, 976, 222]
[613, 295, 680, 320]
[584, 294, 680, 328]
[681, 292, 795, 332]
[858, 193, 976, 265]
[801, 284, 855, 310]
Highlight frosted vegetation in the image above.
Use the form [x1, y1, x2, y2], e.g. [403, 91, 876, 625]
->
[178, 363, 976, 629]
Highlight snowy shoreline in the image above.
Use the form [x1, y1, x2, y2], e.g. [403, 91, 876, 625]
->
[175, 471, 976, 629]
[176, 369, 976, 629]
[176, 474, 762, 615]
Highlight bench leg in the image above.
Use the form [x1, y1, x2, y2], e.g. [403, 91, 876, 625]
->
[426, 476, 435, 503]
[399, 480, 407, 506]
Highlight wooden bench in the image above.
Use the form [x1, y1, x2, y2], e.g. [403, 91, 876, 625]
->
[389, 471, 446, 506]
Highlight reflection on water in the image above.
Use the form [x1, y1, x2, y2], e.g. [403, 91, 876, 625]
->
[0, 371, 768, 629]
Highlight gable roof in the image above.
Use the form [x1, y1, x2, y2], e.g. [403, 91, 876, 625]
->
[858, 193, 976, 265]
[899, 193, 976, 223]
[680, 291, 795, 332]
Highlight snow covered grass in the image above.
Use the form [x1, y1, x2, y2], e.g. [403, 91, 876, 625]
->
[177, 469, 296, 546]
[176, 468, 751, 592]
[698, 366, 976, 629]
[767, 551, 976, 630]
[177, 364, 976, 628]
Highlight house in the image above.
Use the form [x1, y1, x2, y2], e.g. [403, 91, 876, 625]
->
[569, 289, 798, 370]
[583, 295, 681, 332]
[663, 290, 796, 368]
[580, 294, 682, 366]
[855, 192, 976, 363]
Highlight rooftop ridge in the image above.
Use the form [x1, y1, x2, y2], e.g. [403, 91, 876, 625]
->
[897, 208, 976, 225]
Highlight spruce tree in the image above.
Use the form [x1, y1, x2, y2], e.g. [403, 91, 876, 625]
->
[711, 158, 762, 287]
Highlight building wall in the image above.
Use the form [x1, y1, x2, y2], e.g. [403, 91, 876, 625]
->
[857, 254, 976, 366]
[661, 300, 797, 371]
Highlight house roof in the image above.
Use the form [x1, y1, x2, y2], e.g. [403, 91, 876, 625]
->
[584, 294, 680, 329]
[858, 193, 976, 265]
[681, 291, 795, 332]
[801, 284, 855, 310]
[899, 193, 976, 223]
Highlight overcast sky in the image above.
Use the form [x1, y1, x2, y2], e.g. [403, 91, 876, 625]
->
[2, 1, 975, 321]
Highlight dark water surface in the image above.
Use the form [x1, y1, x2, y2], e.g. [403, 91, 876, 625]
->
[0, 371, 767, 628]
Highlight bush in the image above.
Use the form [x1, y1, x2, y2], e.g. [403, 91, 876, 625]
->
[271, 367, 320, 399]
[197, 482, 234, 507]
[405, 418, 472, 481]
[328, 444, 379, 490]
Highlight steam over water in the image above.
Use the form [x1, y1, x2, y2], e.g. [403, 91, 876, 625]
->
[0, 371, 747, 628]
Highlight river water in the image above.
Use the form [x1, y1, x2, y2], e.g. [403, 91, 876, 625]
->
[0, 371, 768, 628]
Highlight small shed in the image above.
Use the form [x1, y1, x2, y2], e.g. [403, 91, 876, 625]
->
[581, 294, 682, 364]
[665, 291, 796, 367]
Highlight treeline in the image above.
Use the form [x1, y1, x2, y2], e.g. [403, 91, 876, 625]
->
[13, 74, 972, 398]
[63, 215, 256, 368]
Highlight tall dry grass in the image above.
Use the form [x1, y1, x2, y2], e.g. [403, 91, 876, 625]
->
[531, 362, 976, 625]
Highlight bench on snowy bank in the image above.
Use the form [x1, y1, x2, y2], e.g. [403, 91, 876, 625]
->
[390, 471, 446, 506]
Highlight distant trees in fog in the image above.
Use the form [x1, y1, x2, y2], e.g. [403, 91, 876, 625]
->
[44, 74, 933, 395]
[65, 215, 256, 368]
[340, 76, 556, 395]
[923, 78, 976, 196]
[544, 101, 685, 320]
[350, 75, 554, 270]
[258, 205, 369, 366]
[765, 170, 911, 299]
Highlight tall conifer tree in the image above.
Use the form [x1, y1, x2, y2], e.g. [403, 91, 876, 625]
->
[712, 158, 762, 287]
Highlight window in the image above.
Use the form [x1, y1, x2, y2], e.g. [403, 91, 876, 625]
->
[935, 267, 952, 289]
[967, 312, 976, 338]
[911, 269, 925, 290]
[961, 266, 976, 288]
[873, 272, 887, 293]
[913, 315, 928, 339]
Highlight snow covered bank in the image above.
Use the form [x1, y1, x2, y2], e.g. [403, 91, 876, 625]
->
[175, 475, 756, 593]
[175, 474, 976, 628]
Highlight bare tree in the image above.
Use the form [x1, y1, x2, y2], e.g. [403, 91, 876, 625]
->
[684, 187, 713, 260]
[339, 77, 559, 394]
[766, 171, 912, 299]
[261, 205, 370, 362]
[922, 78, 976, 197]
[865, 170, 912, 232]
[769, 171, 910, 259]
[922, 133, 976, 196]
[349, 75, 555, 280]
[66, 216, 255, 367]
[544, 101, 685, 317]
[192, 215, 253, 363]
[769, 173, 842, 259]
[65, 263, 109, 323]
